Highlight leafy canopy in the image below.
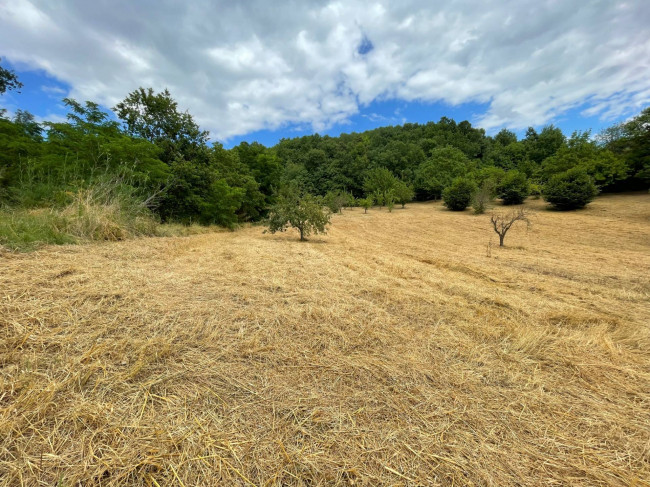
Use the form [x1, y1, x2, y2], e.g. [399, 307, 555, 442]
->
[267, 187, 331, 241]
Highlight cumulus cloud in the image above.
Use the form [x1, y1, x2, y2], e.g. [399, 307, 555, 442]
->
[1, 0, 649, 140]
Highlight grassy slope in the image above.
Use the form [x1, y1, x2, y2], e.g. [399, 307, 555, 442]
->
[1, 194, 649, 486]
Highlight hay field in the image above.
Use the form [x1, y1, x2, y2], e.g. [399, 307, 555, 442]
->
[1, 193, 649, 486]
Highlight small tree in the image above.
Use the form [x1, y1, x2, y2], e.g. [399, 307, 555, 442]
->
[543, 168, 598, 210]
[393, 181, 415, 208]
[324, 190, 353, 214]
[529, 183, 542, 200]
[498, 170, 529, 205]
[442, 177, 477, 211]
[373, 190, 385, 209]
[266, 190, 331, 241]
[490, 208, 530, 247]
[358, 195, 373, 213]
[385, 189, 396, 212]
[471, 180, 495, 215]
[364, 168, 398, 206]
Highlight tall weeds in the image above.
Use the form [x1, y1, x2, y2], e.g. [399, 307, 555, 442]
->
[0, 177, 162, 251]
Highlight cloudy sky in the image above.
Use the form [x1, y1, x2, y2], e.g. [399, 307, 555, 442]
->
[1, 0, 649, 146]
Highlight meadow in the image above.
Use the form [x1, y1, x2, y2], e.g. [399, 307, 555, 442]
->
[1, 193, 649, 486]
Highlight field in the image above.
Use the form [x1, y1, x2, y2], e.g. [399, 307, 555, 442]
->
[1, 193, 649, 486]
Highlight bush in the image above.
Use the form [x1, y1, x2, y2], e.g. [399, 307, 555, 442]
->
[471, 181, 495, 214]
[442, 178, 477, 211]
[529, 183, 542, 199]
[498, 170, 529, 205]
[543, 168, 598, 210]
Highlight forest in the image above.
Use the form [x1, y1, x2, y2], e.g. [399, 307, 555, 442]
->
[1, 60, 649, 248]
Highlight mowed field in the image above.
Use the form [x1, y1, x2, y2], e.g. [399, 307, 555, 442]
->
[1, 194, 649, 486]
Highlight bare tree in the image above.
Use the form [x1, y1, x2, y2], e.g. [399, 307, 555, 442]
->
[490, 208, 530, 247]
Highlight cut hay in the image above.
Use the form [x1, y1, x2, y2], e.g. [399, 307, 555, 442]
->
[1, 193, 649, 486]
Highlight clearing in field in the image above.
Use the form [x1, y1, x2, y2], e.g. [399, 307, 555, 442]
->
[1, 194, 649, 486]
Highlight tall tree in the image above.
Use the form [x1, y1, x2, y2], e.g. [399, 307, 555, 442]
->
[113, 87, 209, 164]
[0, 58, 23, 95]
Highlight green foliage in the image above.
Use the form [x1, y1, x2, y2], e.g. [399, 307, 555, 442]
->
[541, 131, 628, 189]
[598, 108, 650, 187]
[472, 166, 505, 195]
[442, 177, 477, 211]
[114, 87, 209, 164]
[358, 195, 373, 213]
[529, 183, 542, 199]
[266, 188, 331, 241]
[0, 178, 161, 251]
[393, 180, 414, 208]
[363, 167, 399, 205]
[324, 190, 354, 213]
[498, 170, 529, 205]
[414, 146, 471, 200]
[525, 125, 566, 165]
[0, 58, 23, 95]
[0, 209, 75, 251]
[385, 190, 396, 212]
[543, 168, 598, 210]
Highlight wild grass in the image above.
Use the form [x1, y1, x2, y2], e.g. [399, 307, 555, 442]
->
[0, 193, 649, 486]
[0, 182, 215, 251]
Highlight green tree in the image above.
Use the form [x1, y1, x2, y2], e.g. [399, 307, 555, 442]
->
[0, 58, 23, 95]
[385, 189, 396, 212]
[358, 195, 373, 213]
[266, 188, 331, 241]
[541, 131, 628, 189]
[494, 129, 518, 147]
[393, 180, 414, 208]
[525, 125, 566, 164]
[113, 87, 209, 164]
[414, 146, 471, 200]
[363, 167, 398, 204]
[324, 189, 353, 213]
[599, 107, 650, 187]
[543, 168, 598, 210]
[498, 170, 529, 205]
[442, 177, 477, 211]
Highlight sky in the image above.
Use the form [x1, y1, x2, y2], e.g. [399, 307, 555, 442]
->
[1, 0, 649, 148]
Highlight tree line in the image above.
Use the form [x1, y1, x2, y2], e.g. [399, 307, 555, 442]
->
[1, 59, 648, 234]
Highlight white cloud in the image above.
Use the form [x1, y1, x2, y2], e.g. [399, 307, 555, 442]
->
[1, 0, 649, 140]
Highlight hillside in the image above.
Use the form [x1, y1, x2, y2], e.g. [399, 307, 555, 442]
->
[1, 193, 649, 486]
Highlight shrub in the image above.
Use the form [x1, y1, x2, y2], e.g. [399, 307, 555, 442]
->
[442, 178, 477, 211]
[529, 183, 542, 199]
[543, 168, 598, 210]
[498, 170, 529, 205]
[471, 180, 495, 214]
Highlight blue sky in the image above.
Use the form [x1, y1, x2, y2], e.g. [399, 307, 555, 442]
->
[1, 1, 649, 148]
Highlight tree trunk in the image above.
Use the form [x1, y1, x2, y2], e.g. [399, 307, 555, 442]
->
[299, 227, 305, 241]
[499, 234, 505, 247]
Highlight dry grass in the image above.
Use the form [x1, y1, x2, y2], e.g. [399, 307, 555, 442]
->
[1, 193, 649, 486]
